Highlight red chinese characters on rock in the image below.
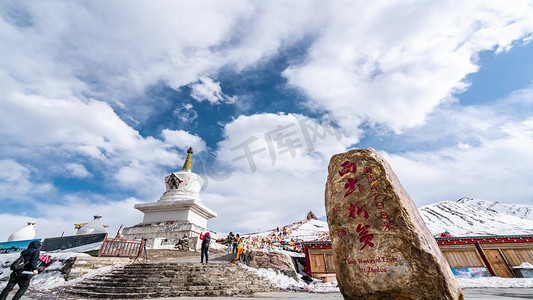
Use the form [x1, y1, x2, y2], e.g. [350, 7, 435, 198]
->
[344, 178, 362, 197]
[339, 161, 357, 176]
[335, 160, 395, 251]
[339, 160, 361, 198]
[356, 224, 375, 250]
[364, 165, 395, 232]
[349, 201, 369, 219]
[330, 206, 342, 219]
[337, 228, 350, 239]
[383, 221, 394, 232]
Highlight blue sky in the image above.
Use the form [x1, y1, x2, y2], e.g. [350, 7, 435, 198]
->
[1, 1, 533, 240]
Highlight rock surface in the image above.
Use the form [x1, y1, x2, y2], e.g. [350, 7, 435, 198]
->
[325, 148, 463, 300]
[245, 250, 298, 279]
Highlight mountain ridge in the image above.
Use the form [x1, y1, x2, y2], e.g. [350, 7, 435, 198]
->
[456, 197, 533, 221]
[419, 200, 533, 236]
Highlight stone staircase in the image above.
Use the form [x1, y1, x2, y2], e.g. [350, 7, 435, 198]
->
[63, 262, 278, 298]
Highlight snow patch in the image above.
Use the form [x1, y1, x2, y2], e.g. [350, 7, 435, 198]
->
[458, 277, 533, 288]
[241, 263, 340, 293]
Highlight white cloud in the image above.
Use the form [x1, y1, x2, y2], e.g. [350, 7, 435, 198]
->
[370, 85, 533, 207]
[283, 1, 533, 134]
[383, 116, 533, 206]
[162, 129, 207, 153]
[201, 113, 358, 233]
[0, 159, 54, 200]
[3, 1, 531, 136]
[0, 93, 183, 197]
[190, 76, 236, 104]
[64, 163, 91, 178]
[173, 104, 198, 124]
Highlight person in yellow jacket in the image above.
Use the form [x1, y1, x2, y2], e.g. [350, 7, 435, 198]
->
[235, 235, 246, 261]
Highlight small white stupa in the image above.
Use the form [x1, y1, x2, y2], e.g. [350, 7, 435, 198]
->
[8, 221, 36, 242]
[75, 215, 107, 235]
[122, 147, 217, 249]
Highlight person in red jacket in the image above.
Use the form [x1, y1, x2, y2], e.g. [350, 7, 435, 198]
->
[199, 232, 211, 264]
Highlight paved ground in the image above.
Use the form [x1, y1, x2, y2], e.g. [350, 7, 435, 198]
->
[7, 288, 531, 299]
[159, 288, 533, 299]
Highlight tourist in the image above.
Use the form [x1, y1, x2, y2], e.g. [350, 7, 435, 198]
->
[226, 232, 234, 253]
[232, 234, 240, 253]
[199, 232, 211, 264]
[0, 241, 41, 300]
[235, 236, 245, 261]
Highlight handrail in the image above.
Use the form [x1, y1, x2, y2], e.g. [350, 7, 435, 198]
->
[98, 237, 146, 258]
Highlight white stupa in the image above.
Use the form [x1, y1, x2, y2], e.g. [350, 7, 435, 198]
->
[122, 147, 217, 249]
[8, 221, 36, 242]
[76, 215, 107, 235]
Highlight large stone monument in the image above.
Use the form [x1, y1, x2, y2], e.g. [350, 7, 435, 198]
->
[325, 148, 463, 300]
[122, 147, 217, 249]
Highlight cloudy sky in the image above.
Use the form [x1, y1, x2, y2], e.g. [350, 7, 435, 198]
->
[1, 1, 533, 240]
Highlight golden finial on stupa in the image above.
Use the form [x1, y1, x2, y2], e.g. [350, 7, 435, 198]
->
[181, 147, 193, 171]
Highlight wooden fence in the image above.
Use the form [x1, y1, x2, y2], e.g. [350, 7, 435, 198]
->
[98, 237, 146, 258]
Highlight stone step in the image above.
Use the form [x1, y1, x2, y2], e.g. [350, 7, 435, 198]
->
[68, 288, 246, 298]
[76, 279, 262, 288]
[107, 270, 245, 276]
[123, 268, 244, 272]
[92, 273, 255, 282]
[69, 285, 275, 298]
[63, 261, 278, 298]
[123, 263, 235, 268]
[78, 283, 259, 292]
[116, 268, 244, 274]
[67, 289, 156, 299]
[96, 273, 256, 281]
[116, 268, 244, 275]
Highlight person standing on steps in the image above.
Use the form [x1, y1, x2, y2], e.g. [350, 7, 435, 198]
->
[235, 235, 245, 261]
[199, 232, 211, 264]
[0, 241, 41, 300]
[232, 234, 240, 253]
[226, 232, 234, 253]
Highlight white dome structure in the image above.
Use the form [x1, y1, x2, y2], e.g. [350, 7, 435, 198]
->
[122, 147, 217, 249]
[8, 221, 36, 242]
[76, 215, 107, 235]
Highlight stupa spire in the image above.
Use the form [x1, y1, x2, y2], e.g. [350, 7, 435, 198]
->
[181, 147, 193, 172]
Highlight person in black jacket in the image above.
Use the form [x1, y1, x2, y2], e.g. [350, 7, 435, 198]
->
[199, 232, 211, 264]
[0, 241, 41, 300]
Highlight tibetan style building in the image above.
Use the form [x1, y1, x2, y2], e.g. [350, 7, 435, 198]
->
[122, 147, 217, 249]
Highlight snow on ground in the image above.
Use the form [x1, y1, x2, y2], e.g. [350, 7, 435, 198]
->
[0, 251, 117, 292]
[457, 277, 533, 288]
[241, 263, 340, 293]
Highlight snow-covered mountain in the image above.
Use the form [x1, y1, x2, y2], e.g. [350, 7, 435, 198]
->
[457, 197, 533, 221]
[419, 201, 533, 236]
[246, 217, 330, 242]
[244, 200, 533, 241]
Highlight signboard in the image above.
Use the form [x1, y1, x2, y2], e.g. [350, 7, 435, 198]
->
[40, 233, 107, 252]
[452, 268, 490, 278]
[0, 239, 42, 254]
